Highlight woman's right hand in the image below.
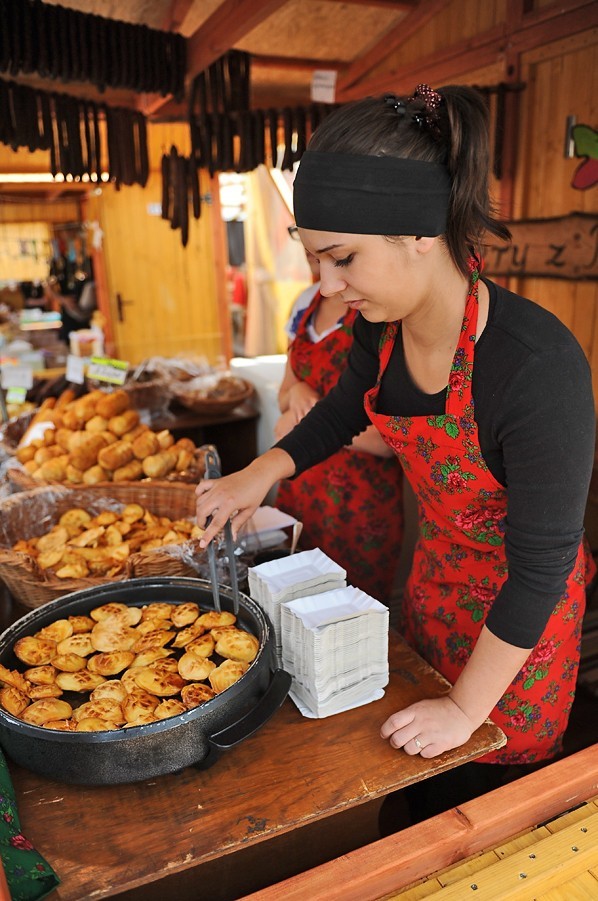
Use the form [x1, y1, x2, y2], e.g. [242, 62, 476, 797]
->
[287, 381, 320, 423]
[195, 449, 296, 546]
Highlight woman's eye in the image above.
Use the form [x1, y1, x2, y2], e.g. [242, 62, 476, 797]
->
[333, 254, 354, 268]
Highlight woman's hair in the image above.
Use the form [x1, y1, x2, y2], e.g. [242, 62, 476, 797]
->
[308, 86, 510, 276]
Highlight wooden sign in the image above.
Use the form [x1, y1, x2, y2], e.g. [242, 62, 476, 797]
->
[483, 212, 597, 280]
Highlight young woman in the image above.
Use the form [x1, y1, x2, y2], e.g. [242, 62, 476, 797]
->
[274, 248, 403, 604]
[196, 85, 595, 815]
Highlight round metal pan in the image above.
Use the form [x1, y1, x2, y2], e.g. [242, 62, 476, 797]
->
[0, 577, 291, 785]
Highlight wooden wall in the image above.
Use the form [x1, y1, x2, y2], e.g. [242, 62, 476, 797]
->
[355, 0, 598, 405]
[87, 123, 227, 365]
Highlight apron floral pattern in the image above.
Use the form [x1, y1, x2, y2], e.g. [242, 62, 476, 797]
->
[364, 266, 587, 764]
[276, 291, 404, 603]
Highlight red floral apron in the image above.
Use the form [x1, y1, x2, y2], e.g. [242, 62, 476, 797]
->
[364, 269, 587, 764]
[276, 291, 404, 603]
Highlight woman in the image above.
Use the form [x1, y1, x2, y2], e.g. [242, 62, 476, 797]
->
[197, 85, 595, 814]
[274, 248, 404, 604]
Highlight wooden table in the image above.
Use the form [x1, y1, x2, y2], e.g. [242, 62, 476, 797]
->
[10, 636, 505, 901]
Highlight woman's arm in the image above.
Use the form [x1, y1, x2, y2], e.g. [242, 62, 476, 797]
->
[380, 626, 531, 757]
[349, 425, 395, 458]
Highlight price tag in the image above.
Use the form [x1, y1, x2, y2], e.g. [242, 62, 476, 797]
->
[1, 365, 34, 390]
[6, 386, 27, 404]
[87, 356, 129, 386]
[66, 354, 86, 385]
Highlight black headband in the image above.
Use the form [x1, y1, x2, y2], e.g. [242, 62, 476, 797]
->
[293, 150, 451, 237]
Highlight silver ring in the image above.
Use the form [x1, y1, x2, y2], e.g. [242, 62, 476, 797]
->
[413, 736, 423, 751]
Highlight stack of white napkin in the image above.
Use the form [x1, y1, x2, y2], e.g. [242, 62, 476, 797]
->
[281, 587, 389, 718]
[248, 549, 389, 718]
[248, 548, 347, 665]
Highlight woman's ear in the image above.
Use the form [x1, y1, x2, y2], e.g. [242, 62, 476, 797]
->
[413, 236, 436, 254]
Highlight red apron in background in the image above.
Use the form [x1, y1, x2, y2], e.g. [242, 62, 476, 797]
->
[276, 291, 404, 604]
[365, 269, 587, 764]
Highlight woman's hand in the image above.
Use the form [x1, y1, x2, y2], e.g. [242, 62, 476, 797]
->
[274, 409, 297, 441]
[287, 381, 320, 424]
[380, 696, 476, 758]
[195, 449, 296, 546]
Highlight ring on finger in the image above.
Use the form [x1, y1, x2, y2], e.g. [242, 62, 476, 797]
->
[413, 736, 423, 752]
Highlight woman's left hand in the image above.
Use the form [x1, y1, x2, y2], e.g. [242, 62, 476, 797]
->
[380, 696, 476, 758]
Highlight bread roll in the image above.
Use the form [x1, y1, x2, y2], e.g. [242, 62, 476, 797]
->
[55, 388, 77, 408]
[66, 463, 84, 483]
[175, 449, 194, 472]
[108, 410, 140, 437]
[70, 395, 97, 423]
[37, 455, 69, 482]
[141, 451, 177, 479]
[85, 415, 109, 433]
[23, 460, 39, 474]
[61, 409, 83, 430]
[97, 440, 135, 471]
[70, 434, 107, 472]
[33, 445, 63, 466]
[96, 390, 129, 420]
[131, 431, 160, 460]
[55, 428, 74, 451]
[121, 424, 149, 444]
[174, 438, 196, 453]
[43, 428, 56, 446]
[100, 430, 118, 446]
[155, 429, 175, 450]
[82, 465, 110, 485]
[113, 460, 144, 481]
[16, 445, 36, 464]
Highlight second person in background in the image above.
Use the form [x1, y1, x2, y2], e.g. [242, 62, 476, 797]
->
[274, 243, 404, 604]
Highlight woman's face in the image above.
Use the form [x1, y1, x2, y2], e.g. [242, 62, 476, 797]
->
[298, 228, 427, 323]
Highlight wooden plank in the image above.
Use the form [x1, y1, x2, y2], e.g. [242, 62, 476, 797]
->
[241, 745, 598, 901]
[338, 0, 596, 101]
[483, 213, 598, 280]
[419, 812, 598, 899]
[337, 0, 452, 93]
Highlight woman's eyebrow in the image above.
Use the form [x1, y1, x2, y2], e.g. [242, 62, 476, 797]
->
[315, 243, 345, 253]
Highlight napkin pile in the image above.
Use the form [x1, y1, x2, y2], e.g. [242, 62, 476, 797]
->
[248, 548, 347, 665]
[248, 550, 389, 718]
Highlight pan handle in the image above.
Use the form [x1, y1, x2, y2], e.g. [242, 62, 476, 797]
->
[195, 669, 292, 770]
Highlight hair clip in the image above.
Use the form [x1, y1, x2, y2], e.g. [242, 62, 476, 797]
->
[410, 83, 443, 131]
[383, 94, 406, 116]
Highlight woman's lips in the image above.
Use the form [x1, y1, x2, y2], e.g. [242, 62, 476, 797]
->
[345, 299, 365, 310]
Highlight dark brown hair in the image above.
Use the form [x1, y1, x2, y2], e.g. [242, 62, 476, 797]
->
[307, 86, 510, 276]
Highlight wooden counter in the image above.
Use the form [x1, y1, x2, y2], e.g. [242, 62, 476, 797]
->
[11, 635, 505, 901]
[246, 744, 598, 901]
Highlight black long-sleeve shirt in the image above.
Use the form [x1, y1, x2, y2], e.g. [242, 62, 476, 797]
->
[277, 279, 595, 647]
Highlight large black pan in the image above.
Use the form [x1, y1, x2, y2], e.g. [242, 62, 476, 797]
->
[0, 577, 291, 785]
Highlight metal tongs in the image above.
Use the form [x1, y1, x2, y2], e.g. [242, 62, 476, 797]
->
[203, 448, 240, 615]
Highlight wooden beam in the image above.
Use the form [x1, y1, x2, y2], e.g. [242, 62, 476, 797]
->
[242, 745, 598, 901]
[337, 0, 597, 101]
[141, 0, 285, 118]
[251, 54, 347, 73]
[323, 0, 417, 8]
[337, 0, 453, 94]
[186, 0, 285, 82]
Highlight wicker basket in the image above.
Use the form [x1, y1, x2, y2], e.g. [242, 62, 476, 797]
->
[0, 482, 205, 609]
[173, 377, 255, 415]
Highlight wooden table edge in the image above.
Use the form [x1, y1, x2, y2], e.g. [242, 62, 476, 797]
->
[240, 743, 598, 901]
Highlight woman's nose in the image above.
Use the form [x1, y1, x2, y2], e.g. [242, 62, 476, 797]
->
[319, 265, 347, 297]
